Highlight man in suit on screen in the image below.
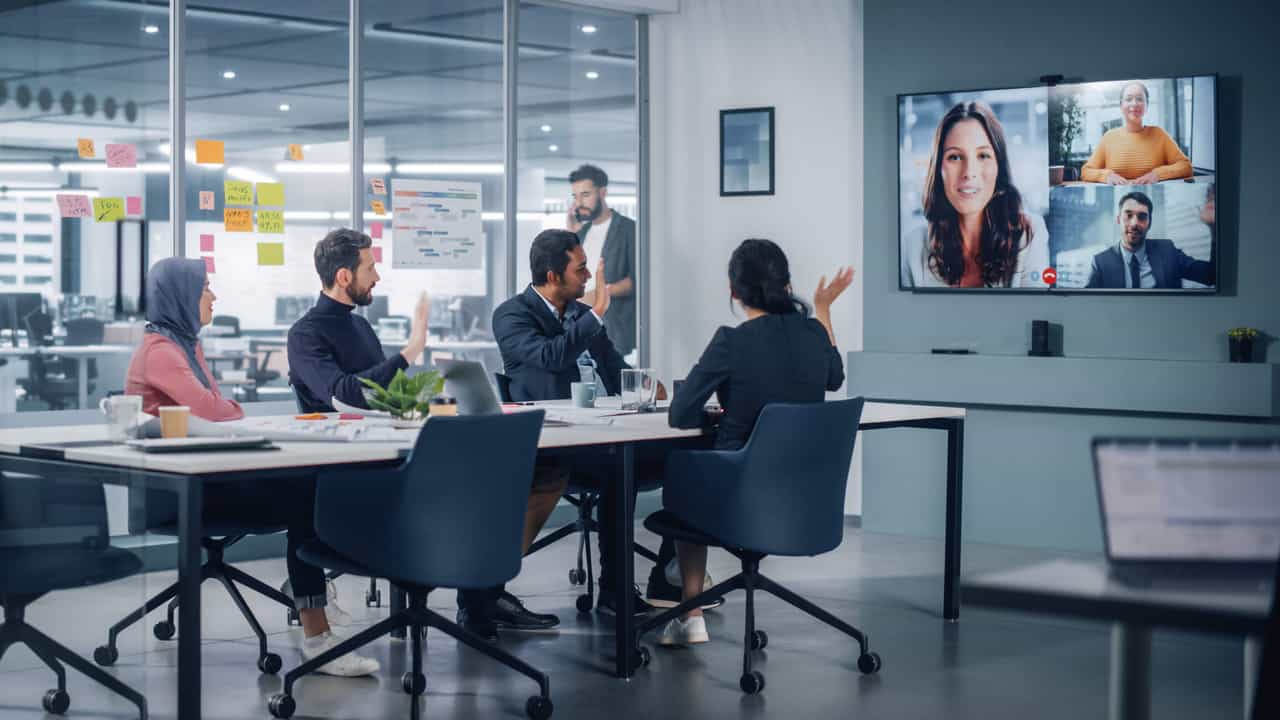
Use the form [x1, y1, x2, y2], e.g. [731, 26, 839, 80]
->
[1085, 191, 1214, 289]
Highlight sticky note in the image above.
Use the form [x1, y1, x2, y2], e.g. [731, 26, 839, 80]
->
[370, 221, 382, 239]
[257, 210, 284, 234]
[370, 199, 386, 215]
[199, 191, 215, 210]
[56, 194, 92, 218]
[93, 197, 125, 222]
[203, 256, 216, 274]
[288, 144, 304, 161]
[224, 181, 253, 206]
[106, 143, 137, 168]
[199, 234, 215, 252]
[126, 196, 142, 215]
[370, 178, 386, 195]
[77, 138, 95, 158]
[256, 182, 285, 206]
[195, 139, 224, 164]
[371, 246, 384, 263]
[257, 243, 285, 266]
[224, 207, 252, 232]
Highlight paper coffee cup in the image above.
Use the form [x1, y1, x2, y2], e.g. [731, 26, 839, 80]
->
[158, 406, 190, 439]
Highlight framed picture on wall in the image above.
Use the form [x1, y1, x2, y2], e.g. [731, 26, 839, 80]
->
[720, 107, 775, 196]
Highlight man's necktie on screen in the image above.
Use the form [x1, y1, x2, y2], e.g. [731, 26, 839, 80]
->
[1129, 254, 1141, 289]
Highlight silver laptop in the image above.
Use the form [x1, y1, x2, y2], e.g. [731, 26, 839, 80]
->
[434, 359, 502, 415]
[1093, 438, 1280, 583]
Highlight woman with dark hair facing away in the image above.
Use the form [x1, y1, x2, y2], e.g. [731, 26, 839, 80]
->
[125, 257, 379, 677]
[1081, 81, 1192, 186]
[901, 100, 1049, 288]
[658, 239, 853, 645]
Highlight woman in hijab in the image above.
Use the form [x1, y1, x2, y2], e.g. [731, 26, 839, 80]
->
[124, 257, 380, 677]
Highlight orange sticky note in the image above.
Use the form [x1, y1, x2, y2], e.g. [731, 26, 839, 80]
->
[195, 139, 224, 164]
[203, 256, 216, 274]
[77, 138, 95, 158]
[199, 191, 215, 210]
[224, 207, 252, 232]
[371, 246, 383, 263]
[288, 144, 304, 161]
[371, 199, 386, 215]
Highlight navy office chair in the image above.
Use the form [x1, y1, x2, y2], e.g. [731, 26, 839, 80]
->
[1, 473, 148, 718]
[1251, 553, 1280, 719]
[495, 372, 660, 613]
[633, 398, 880, 694]
[267, 411, 553, 720]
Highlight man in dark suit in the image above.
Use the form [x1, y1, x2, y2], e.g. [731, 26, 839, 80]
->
[1084, 191, 1214, 289]
[566, 164, 637, 357]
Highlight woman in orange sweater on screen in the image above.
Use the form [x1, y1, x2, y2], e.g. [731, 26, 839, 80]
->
[1080, 81, 1192, 185]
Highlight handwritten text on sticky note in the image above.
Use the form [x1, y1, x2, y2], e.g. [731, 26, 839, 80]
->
[106, 143, 137, 168]
[370, 178, 386, 195]
[224, 181, 253, 206]
[224, 208, 252, 232]
[257, 210, 284, 234]
[56, 194, 92, 218]
[288, 144, 304, 161]
[371, 200, 386, 215]
[93, 198, 125, 222]
[77, 139, 95, 158]
[199, 191, 215, 210]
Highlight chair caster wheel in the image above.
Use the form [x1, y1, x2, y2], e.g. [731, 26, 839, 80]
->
[575, 594, 593, 613]
[42, 689, 70, 715]
[258, 652, 283, 675]
[739, 670, 765, 694]
[750, 629, 768, 650]
[153, 620, 175, 641]
[633, 645, 651, 669]
[401, 671, 426, 696]
[286, 609, 300, 626]
[93, 645, 118, 667]
[267, 693, 296, 718]
[857, 651, 882, 675]
[568, 568, 582, 585]
[526, 694, 554, 720]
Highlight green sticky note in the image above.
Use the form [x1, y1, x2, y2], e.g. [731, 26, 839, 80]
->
[224, 180, 253, 206]
[93, 197, 125, 222]
[256, 182, 285, 206]
[256, 242, 285, 266]
[257, 210, 284, 234]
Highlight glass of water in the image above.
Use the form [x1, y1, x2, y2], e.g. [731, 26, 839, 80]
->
[620, 368, 658, 411]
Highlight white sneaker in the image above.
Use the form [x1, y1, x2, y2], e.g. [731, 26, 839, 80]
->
[301, 631, 381, 677]
[665, 557, 714, 590]
[282, 578, 353, 627]
[657, 616, 709, 646]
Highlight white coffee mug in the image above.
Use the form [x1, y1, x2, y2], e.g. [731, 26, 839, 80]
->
[100, 394, 143, 442]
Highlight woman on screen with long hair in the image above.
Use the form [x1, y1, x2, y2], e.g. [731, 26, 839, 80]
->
[901, 100, 1049, 288]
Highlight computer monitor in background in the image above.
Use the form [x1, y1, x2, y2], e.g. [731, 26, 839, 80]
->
[362, 296, 389, 326]
[428, 294, 456, 337]
[457, 295, 491, 337]
[274, 295, 315, 326]
[0, 293, 46, 346]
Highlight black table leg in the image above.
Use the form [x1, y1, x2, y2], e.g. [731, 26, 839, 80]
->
[613, 443, 636, 678]
[177, 476, 204, 719]
[942, 419, 964, 621]
[390, 584, 406, 639]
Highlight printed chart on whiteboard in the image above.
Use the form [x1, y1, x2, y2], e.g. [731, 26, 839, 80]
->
[390, 179, 484, 269]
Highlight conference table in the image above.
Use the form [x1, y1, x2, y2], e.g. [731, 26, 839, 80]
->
[0, 399, 964, 719]
[0, 343, 135, 411]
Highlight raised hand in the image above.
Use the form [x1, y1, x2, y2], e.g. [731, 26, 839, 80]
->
[814, 267, 855, 311]
[591, 258, 612, 318]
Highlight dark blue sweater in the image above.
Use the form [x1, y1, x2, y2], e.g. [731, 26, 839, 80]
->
[287, 293, 408, 412]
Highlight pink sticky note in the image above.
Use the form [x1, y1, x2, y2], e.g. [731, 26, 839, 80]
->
[199, 234, 215, 252]
[199, 191, 214, 210]
[371, 246, 383, 263]
[105, 143, 137, 168]
[126, 196, 142, 215]
[56, 194, 92, 218]
[370, 221, 383, 239]
[203, 256, 216, 274]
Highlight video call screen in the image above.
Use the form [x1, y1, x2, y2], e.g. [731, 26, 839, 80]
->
[897, 75, 1217, 292]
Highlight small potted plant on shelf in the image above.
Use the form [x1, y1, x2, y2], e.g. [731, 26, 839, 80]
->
[1227, 327, 1258, 363]
[359, 369, 444, 425]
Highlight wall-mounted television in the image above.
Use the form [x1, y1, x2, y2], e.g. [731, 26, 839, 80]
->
[898, 75, 1217, 293]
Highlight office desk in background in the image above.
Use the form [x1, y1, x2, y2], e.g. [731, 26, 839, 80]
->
[0, 344, 136, 411]
[962, 558, 1271, 720]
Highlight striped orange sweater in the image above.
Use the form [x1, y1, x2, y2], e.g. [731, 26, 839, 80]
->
[1080, 126, 1193, 183]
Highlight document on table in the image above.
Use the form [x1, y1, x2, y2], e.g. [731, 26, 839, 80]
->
[138, 414, 409, 443]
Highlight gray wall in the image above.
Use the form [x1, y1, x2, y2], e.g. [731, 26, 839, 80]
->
[862, 0, 1280, 552]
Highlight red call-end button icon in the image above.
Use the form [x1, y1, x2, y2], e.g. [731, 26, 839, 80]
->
[1042, 267, 1058, 285]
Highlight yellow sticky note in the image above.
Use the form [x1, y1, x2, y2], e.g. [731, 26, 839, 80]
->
[256, 182, 285, 206]
[195, 139, 225, 164]
[224, 181, 253, 206]
[288, 144, 304, 161]
[257, 210, 284, 234]
[77, 138, 96, 158]
[370, 199, 386, 215]
[92, 197, 124, 222]
[257, 243, 285, 266]
[224, 208, 252, 232]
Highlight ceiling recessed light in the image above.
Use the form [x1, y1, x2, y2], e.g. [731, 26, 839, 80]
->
[540, 124, 552, 133]
[302, 144, 312, 151]
[548, 144, 559, 152]
[143, 24, 160, 34]
[279, 103, 291, 112]
[222, 70, 236, 79]
[584, 71, 599, 80]
[581, 24, 597, 34]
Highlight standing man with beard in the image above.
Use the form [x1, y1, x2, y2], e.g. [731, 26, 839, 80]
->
[566, 164, 637, 358]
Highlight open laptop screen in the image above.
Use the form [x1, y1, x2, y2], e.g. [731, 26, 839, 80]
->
[1094, 439, 1280, 563]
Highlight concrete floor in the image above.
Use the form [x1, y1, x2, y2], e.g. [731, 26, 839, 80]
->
[0, 524, 1249, 719]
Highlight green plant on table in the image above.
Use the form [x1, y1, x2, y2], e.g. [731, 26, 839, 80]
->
[1227, 327, 1258, 340]
[359, 369, 444, 421]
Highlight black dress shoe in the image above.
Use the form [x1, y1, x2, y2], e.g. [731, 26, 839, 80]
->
[456, 607, 499, 642]
[645, 573, 725, 611]
[596, 585, 654, 616]
[491, 592, 560, 630]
